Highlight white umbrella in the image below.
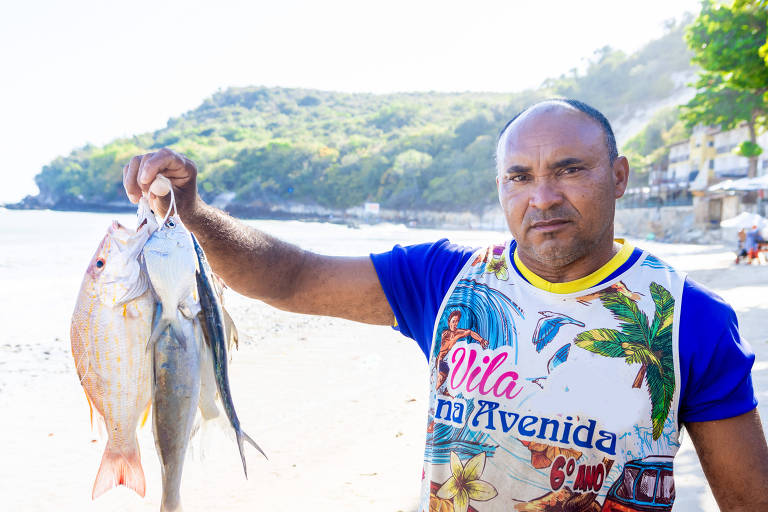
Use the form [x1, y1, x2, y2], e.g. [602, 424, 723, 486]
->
[709, 175, 768, 192]
[708, 179, 736, 192]
[720, 211, 768, 229]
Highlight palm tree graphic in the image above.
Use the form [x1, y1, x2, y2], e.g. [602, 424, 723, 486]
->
[573, 282, 675, 440]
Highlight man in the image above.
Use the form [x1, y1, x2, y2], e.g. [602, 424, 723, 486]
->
[123, 99, 768, 511]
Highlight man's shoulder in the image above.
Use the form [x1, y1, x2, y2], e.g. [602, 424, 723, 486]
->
[681, 276, 734, 319]
[629, 246, 733, 316]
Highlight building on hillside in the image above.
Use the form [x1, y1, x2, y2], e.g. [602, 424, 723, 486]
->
[712, 124, 751, 179]
[666, 139, 691, 183]
[620, 122, 768, 228]
[692, 126, 768, 227]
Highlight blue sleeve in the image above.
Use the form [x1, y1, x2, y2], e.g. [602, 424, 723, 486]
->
[678, 277, 757, 422]
[370, 239, 475, 360]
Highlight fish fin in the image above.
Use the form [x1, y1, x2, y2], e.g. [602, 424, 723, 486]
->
[147, 302, 164, 352]
[237, 429, 268, 478]
[139, 402, 151, 428]
[223, 307, 239, 351]
[92, 441, 145, 499]
[82, 388, 94, 429]
[116, 266, 149, 306]
[147, 318, 170, 352]
[169, 315, 188, 351]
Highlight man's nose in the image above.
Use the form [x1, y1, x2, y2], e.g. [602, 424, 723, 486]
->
[528, 177, 564, 210]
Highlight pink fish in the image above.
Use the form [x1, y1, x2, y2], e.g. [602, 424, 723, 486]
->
[70, 206, 156, 499]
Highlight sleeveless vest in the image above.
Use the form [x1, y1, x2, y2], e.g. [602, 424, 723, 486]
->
[421, 241, 684, 512]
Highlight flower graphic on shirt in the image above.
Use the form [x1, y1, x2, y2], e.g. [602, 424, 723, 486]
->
[436, 451, 498, 512]
[485, 255, 508, 281]
[573, 281, 675, 440]
[471, 244, 509, 281]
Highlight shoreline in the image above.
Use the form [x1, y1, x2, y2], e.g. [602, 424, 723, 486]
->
[0, 201, 488, 231]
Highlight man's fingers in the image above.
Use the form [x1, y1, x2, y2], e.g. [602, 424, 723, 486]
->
[137, 153, 155, 193]
[122, 156, 143, 203]
[139, 149, 188, 189]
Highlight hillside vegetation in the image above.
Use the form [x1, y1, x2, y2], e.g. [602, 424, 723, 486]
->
[32, 19, 694, 215]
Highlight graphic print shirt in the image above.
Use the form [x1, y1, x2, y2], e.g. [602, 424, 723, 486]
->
[372, 240, 756, 512]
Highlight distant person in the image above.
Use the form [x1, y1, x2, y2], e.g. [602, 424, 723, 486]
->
[123, 99, 768, 510]
[736, 228, 747, 264]
[746, 224, 763, 264]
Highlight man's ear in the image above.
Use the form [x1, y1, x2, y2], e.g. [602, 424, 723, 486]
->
[613, 156, 630, 198]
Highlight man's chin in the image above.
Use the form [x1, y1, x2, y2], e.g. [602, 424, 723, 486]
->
[520, 239, 586, 269]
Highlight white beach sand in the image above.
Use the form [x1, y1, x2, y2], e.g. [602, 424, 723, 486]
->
[1, 210, 766, 511]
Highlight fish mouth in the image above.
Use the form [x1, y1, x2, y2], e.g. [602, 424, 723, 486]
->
[108, 220, 130, 235]
[138, 218, 148, 231]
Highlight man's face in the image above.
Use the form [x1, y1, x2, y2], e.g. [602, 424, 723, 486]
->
[496, 105, 628, 269]
[448, 314, 460, 330]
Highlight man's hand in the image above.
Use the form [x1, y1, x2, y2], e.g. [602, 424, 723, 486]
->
[686, 408, 768, 510]
[119, 149, 394, 326]
[122, 147, 200, 220]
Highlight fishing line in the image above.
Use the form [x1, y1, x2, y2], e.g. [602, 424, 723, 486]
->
[153, 175, 177, 229]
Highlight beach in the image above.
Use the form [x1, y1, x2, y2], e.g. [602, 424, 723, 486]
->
[1, 209, 766, 511]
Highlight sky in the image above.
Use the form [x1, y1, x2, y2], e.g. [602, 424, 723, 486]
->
[0, 0, 701, 204]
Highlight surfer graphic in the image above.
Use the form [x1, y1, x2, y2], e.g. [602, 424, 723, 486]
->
[435, 310, 488, 394]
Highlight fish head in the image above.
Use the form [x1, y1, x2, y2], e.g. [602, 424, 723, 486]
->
[136, 197, 159, 235]
[142, 215, 198, 309]
[84, 221, 152, 306]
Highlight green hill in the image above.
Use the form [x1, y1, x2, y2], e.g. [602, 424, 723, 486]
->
[30, 18, 694, 216]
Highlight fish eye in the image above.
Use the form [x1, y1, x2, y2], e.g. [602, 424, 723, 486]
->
[166, 220, 175, 228]
[95, 259, 105, 269]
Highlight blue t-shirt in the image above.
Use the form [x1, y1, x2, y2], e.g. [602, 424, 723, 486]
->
[371, 239, 757, 423]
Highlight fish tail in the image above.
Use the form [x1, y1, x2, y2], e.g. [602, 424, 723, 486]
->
[237, 428, 268, 478]
[92, 440, 145, 499]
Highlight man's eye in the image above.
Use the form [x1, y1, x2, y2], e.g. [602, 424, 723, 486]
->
[562, 167, 583, 174]
[506, 174, 529, 183]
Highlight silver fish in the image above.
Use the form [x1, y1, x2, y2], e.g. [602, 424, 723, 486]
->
[142, 215, 198, 349]
[141, 213, 202, 511]
[151, 302, 201, 512]
[198, 280, 239, 422]
[192, 233, 266, 477]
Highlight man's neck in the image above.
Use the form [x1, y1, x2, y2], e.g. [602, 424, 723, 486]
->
[515, 239, 621, 284]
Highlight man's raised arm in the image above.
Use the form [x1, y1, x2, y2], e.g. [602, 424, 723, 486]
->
[122, 148, 393, 325]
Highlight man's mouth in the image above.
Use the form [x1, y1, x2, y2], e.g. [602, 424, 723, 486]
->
[529, 219, 571, 232]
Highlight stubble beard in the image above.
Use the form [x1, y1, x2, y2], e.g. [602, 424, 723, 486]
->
[522, 233, 594, 270]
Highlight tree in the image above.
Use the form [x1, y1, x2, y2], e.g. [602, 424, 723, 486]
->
[574, 282, 675, 440]
[683, 0, 768, 177]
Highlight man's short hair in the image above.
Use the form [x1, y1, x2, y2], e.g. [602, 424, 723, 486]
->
[448, 310, 462, 322]
[497, 99, 619, 164]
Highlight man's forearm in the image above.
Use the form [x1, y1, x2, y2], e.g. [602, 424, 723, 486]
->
[182, 200, 393, 324]
[184, 201, 308, 303]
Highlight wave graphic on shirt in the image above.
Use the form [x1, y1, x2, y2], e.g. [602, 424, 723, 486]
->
[426, 397, 498, 464]
[435, 278, 524, 363]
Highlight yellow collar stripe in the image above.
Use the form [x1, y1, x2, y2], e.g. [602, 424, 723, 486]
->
[513, 241, 635, 294]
